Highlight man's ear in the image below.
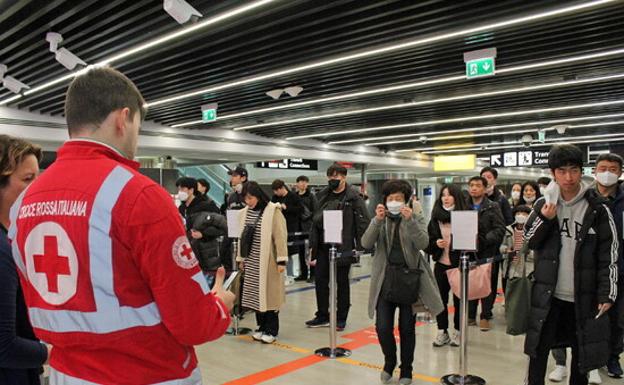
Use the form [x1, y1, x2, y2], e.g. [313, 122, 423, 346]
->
[114, 107, 131, 137]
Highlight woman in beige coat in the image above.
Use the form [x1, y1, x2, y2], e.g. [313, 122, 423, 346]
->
[237, 181, 288, 344]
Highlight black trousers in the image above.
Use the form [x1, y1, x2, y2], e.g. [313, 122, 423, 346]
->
[256, 311, 279, 336]
[609, 280, 624, 359]
[434, 262, 460, 332]
[314, 253, 351, 322]
[468, 260, 500, 320]
[298, 243, 309, 278]
[376, 295, 416, 378]
[527, 298, 587, 385]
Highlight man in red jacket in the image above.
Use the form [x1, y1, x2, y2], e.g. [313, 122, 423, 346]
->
[8, 67, 234, 385]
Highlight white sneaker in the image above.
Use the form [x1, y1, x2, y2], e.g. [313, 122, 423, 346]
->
[261, 334, 276, 344]
[548, 365, 567, 382]
[432, 330, 450, 347]
[588, 369, 602, 384]
[450, 331, 460, 347]
[252, 331, 263, 341]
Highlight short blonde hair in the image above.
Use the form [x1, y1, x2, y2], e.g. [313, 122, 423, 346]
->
[0, 135, 42, 188]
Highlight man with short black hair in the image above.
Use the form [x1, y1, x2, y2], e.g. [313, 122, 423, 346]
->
[524, 144, 618, 385]
[272, 179, 304, 279]
[10, 67, 233, 384]
[296, 175, 319, 282]
[227, 166, 248, 211]
[306, 163, 370, 330]
[466, 176, 506, 331]
[481, 166, 513, 225]
[594, 152, 624, 378]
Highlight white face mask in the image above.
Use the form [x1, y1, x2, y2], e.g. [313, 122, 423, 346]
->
[511, 191, 521, 200]
[523, 195, 536, 204]
[596, 171, 620, 187]
[515, 215, 528, 224]
[386, 201, 405, 215]
[539, 187, 546, 196]
[177, 191, 189, 202]
[443, 204, 455, 212]
[234, 183, 243, 194]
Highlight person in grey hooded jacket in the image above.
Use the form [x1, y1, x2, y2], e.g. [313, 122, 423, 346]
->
[361, 179, 443, 385]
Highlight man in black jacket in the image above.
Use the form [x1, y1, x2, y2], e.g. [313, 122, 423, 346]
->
[466, 176, 506, 332]
[524, 144, 618, 385]
[272, 179, 304, 279]
[296, 175, 319, 282]
[480, 166, 513, 225]
[226, 166, 248, 211]
[306, 163, 370, 330]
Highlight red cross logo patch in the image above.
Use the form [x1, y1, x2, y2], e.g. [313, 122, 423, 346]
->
[172, 236, 198, 269]
[24, 222, 78, 305]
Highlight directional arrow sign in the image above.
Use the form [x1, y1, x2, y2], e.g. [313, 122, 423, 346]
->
[490, 153, 502, 166]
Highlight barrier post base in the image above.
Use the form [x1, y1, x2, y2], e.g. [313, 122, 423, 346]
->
[441, 374, 486, 385]
[314, 347, 351, 359]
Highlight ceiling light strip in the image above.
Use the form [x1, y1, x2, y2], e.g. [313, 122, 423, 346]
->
[171, 47, 624, 128]
[230, 73, 624, 131]
[146, 0, 614, 108]
[364, 119, 624, 146]
[288, 99, 624, 140]
[0, 0, 277, 106]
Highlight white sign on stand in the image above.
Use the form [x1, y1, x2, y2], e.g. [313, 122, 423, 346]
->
[226, 210, 241, 238]
[323, 210, 343, 244]
[451, 211, 478, 251]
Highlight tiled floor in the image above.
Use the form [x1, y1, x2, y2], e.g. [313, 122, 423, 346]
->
[196, 257, 620, 385]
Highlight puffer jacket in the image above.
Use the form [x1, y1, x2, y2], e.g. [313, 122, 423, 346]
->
[191, 212, 228, 271]
[472, 197, 506, 260]
[361, 214, 443, 319]
[523, 192, 618, 372]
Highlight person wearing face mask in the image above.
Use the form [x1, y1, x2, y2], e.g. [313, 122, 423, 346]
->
[0, 135, 48, 385]
[361, 179, 440, 385]
[537, 176, 552, 197]
[520, 180, 542, 208]
[9, 67, 235, 385]
[500, 206, 534, 293]
[306, 163, 370, 330]
[426, 184, 468, 347]
[593, 152, 624, 379]
[227, 166, 249, 211]
[510, 183, 523, 208]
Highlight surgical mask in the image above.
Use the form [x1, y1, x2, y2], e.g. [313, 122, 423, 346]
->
[511, 191, 521, 200]
[234, 183, 243, 194]
[523, 195, 535, 204]
[596, 171, 620, 187]
[515, 215, 528, 224]
[177, 191, 189, 202]
[443, 204, 455, 212]
[386, 201, 405, 215]
[539, 187, 546, 196]
[328, 179, 341, 191]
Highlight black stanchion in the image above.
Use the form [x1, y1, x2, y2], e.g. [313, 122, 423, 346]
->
[314, 245, 351, 359]
[227, 237, 252, 336]
[441, 251, 486, 385]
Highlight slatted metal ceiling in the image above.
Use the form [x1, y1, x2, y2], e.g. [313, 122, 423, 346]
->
[1, 0, 623, 154]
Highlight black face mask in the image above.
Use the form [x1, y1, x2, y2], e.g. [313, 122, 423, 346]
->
[328, 179, 341, 191]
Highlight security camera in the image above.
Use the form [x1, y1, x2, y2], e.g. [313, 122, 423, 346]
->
[163, 0, 202, 24]
[46, 32, 63, 53]
[419, 135, 427, 144]
[3, 76, 30, 94]
[552, 124, 569, 135]
[521, 134, 533, 147]
[55, 47, 87, 70]
[284, 86, 303, 97]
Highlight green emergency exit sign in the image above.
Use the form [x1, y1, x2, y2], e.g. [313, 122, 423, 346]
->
[202, 108, 217, 122]
[466, 57, 495, 79]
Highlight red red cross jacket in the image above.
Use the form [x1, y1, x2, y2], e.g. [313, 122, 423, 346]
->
[9, 140, 230, 385]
